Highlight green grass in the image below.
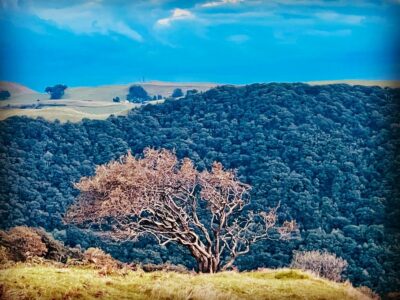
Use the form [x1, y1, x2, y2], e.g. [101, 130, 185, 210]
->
[0, 264, 372, 300]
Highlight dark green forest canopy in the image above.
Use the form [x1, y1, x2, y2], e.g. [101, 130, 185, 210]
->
[0, 83, 399, 293]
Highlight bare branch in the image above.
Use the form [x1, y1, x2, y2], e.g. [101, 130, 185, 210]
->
[65, 148, 295, 273]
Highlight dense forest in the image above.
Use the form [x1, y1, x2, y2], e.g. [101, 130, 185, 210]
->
[0, 83, 399, 293]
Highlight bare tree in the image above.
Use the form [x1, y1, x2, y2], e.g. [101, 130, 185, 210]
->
[65, 148, 296, 273]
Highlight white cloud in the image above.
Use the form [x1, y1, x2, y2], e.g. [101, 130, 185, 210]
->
[156, 8, 194, 27]
[202, 0, 243, 8]
[315, 11, 365, 24]
[31, 1, 143, 41]
[227, 34, 249, 43]
[305, 29, 352, 36]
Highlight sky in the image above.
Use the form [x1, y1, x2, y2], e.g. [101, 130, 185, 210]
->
[0, 0, 399, 90]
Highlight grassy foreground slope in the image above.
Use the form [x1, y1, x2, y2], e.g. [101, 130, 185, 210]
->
[0, 265, 372, 300]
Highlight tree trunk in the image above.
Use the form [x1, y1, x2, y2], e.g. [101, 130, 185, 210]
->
[198, 256, 219, 273]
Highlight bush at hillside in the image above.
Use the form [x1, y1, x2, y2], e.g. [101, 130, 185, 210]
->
[0, 226, 82, 263]
[0, 226, 47, 261]
[0, 83, 399, 293]
[291, 250, 348, 282]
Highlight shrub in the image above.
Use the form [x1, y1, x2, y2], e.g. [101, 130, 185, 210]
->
[0, 246, 11, 265]
[290, 250, 348, 282]
[356, 286, 380, 300]
[32, 228, 82, 262]
[0, 227, 83, 263]
[0, 226, 47, 261]
[82, 247, 125, 275]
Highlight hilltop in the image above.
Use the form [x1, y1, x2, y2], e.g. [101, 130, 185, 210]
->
[0, 80, 398, 122]
[0, 81, 37, 95]
[0, 265, 374, 300]
[306, 79, 400, 88]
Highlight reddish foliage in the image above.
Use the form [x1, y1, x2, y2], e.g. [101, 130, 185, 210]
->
[66, 148, 296, 273]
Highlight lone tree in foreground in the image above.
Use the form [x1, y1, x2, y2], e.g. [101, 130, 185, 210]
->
[65, 148, 295, 273]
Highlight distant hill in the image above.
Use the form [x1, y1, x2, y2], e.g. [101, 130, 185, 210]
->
[0, 80, 398, 122]
[0, 81, 216, 122]
[0, 81, 37, 95]
[307, 79, 400, 88]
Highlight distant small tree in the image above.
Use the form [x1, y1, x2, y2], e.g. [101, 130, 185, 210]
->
[291, 250, 348, 282]
[45, 84, 67, 99]
[126, 85, 150, 103]
[186, 89, 198, 96]
[65, 148, 296, 273]
[152, 95, 157, 100]
[157, 94, 163, 100]
[113, 97, 120, 103]
[172, 88, 183, 98]
[0, 90, 11, 100]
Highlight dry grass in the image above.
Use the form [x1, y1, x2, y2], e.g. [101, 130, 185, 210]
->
[0, 106, 132, 123]
[0, 81, 37, 95]
[0, 81, 215, 122]
[0, 264, 374, 300]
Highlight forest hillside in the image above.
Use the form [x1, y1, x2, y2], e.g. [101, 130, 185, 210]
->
[0, 83, 399, 294]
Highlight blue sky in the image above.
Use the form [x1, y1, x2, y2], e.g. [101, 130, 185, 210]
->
[0, 0, 399, 90]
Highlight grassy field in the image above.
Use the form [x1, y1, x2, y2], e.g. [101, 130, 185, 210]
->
[0, 106, 134, 123]
[0, 81, 216, 123]
[0, 265, 374, 300]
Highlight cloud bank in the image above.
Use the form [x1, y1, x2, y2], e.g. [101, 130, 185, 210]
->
[31, 1, 143, 42]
